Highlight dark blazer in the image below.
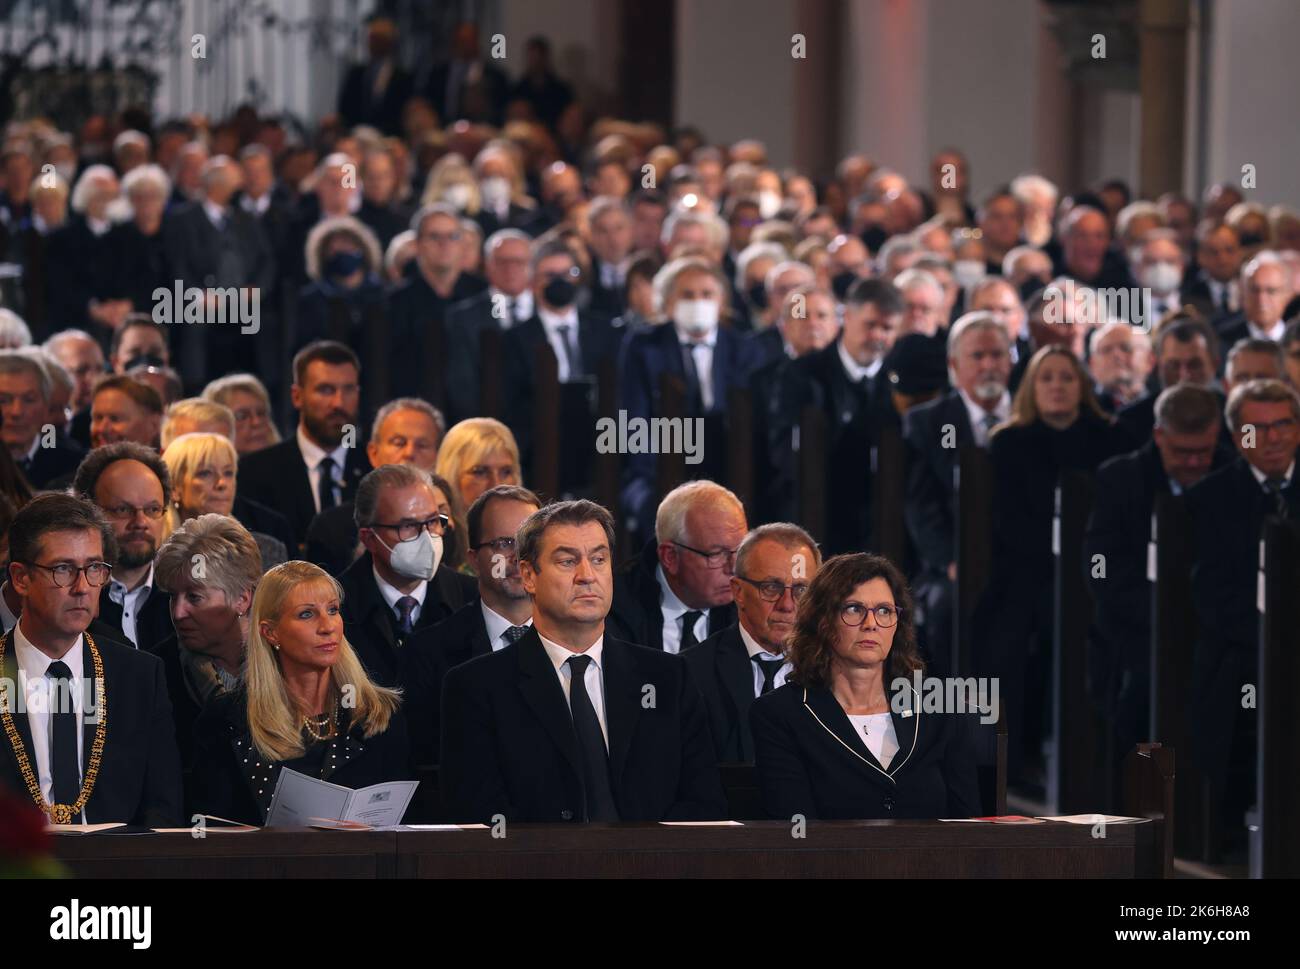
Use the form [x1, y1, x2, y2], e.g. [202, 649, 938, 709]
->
[108, 221, 172, 313]
[681, 624, 767, 763]
[442, 288, 512, 424]
[43, 215, 119, 337]
[1117, 389, 1233, 456]
[606, 540, 737, 653]
[147, 633, 204, 773]
[388, 267, 487, 400]
[97, 583, 173, 653]
[236, 437, 369, 553]
[439, 627, 727, 823]
[400, 599, 495, 765]
[231, 495, 296, 555]
[304, 501, 363, 576]
[1177, 271, 1221, 326]
[750, 680, 982, 820]
[587, 256, 627, 319]
[337, 552, 478, 688]
[190, 690, 412, 826]
[20, 436, 85, 489]
[0, 630, 183, 826]
[769, 338, 900, 555]
[902, 390, 976, 574]
[1185, 458, 1300, 784]
[337, 60, 413, 135]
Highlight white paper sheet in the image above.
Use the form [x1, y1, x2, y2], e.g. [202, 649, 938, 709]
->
[265, 768, 418, 828]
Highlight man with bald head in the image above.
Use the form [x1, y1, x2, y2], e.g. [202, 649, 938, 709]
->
[607, 480, 746, 655]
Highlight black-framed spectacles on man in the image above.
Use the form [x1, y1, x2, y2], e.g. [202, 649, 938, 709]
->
[471, 536, 517, 555]
[673, 542, 738, 569]
[371, 514, 451, 542]
[734, 574, 808, 602]
[25, 561, 113, 588]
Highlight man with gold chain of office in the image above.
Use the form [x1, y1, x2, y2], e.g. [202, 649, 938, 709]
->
[0, 494, 181, 826]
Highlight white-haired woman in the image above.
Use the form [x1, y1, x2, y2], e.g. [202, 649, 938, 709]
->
[201, 373, 280, 455]
[46, 164, 131, 334]
[190, 560, 410, 824]
[110, 163, 173, 312]
[163, 432, 288, 568]
[291, 215, 387, 357]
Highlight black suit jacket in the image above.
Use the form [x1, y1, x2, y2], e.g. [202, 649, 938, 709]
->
[190, 690, 412, 826]
[902, 391, 977, 573]
[0, 630, 183, 826]
[388, 267, 488, 401]
[1117, 389, 1234, 457]
[400, 599, 496, 765]
[337, 552, 478, 688]
[750, 680, 982, 820]
[439, 627, 727, 823]
[337, 60, 413, 135]
[231, 495, 296, 555]
[606, 540, 737, 653]
[20, 436, 85, 489]
[43, 215, 119, 338]
[147, 634, 204, 774]
[236, 437, 369, 553]
[442, 288, 512, 424]
[681, 624, 768, 763]
[305, 501, 363, 576]
[97, 583, 173, 653]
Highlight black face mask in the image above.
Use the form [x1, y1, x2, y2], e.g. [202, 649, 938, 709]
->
[747, 281, 769, 310]
[1238, 232, 1265, 248]
[543, 276, 578, 307]
[325, 250, 365, 280]
[1019, 276, 1049, 303]
[831, 270, 858, 301]
[860, 224, 888, 254]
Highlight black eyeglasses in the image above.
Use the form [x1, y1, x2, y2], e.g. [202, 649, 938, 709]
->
[840, 602, 901, 628]
[371, 514, 451, 542]
[673, 542, 738, 569]
[471, 536, 517, 555]
[26, 561, 113, 588]
[735, 574, 808, 603]
[102, 502, 166, 521]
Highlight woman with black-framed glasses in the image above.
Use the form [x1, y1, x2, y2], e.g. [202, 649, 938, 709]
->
[750, 553, 981, 820]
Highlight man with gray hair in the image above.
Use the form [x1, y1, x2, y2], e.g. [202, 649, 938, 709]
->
[0, 349, 85, 486]
[440, 498, 727, 823]
[1223, 336, 1284, 399]
[338, 463, 477, 687]
[608, 480, 747, 656]
[1216, 250, 1296, 351]
[588, 196, 634, 317]
[43, 329, 104, 447]
[683, 522, 821, 763]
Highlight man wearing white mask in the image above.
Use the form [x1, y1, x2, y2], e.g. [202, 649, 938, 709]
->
[1137, 230, 1186, 326]
[339, 463, 477, 687]
[619, 256, 763, 547]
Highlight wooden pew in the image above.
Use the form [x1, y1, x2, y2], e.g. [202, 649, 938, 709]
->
[654, 371, 688, 501]
[953, 445, 993, 676]
[796, 404, 828, 545]
[872, 423, 908, 564]
[1123, 742, 1175, 878]
[530, 341, 561, 500]
[592, 357, 625, 549]
[1254, 518, 1300, 878]
[725, 386, 755, 515]
[478, 326, 504, 420]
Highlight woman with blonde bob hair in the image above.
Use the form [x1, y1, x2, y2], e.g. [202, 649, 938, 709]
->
[190, 561, 410, 824]
[201, 373, 280, 454]
[435, 417, 522, 519]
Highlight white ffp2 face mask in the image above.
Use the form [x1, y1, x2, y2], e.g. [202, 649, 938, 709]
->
[380, 529, 443, 581]
[675, 298, 720, 335]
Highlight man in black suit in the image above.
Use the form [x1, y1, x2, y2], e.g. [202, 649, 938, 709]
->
[1181, 222, 1242, 326]
[339, 464, 477, 688]
[769, 278, 904, 555]
[1087, 321, 1148, 414]
[0, 350, 84, 487]
[440, 499, 727, 823]
[607, 480, 745, 655]
[237, 341, 369, 553]
[1053, 204, 1138, 294]
[1186, 379, 1300, 847]
[903, 312, 1011, 660]
[502, 239, 623, 494]
[336, 16, 412, 136]
[0, 494, 181, 825]
[1117, 317, 1220, 444]
[161, 155, 275, 389]
[619, 257, 764, 543]
[443, 229, 534, 424]
[418, 22, 509, 126]
[403, 485, 541, 764]
[72, 442, 173, 652]
[587, 197, 634, 318]
[42, 329, 105, 450]
[305, 396, 446, 575]
[684, 523, 820, 763]
[389, 204, 488, 401]
[235, 144, 297, 306]
[1215, 252, 1294, 352]
[967, 277, 1033, 389]
[1085, 384, 1224, 777]
[356, 148, 411, 249]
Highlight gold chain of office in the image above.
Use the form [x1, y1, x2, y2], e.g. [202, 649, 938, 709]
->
[0, 631, 107, 824]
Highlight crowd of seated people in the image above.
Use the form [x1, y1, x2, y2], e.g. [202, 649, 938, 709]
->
[0, 22, 1297, 854]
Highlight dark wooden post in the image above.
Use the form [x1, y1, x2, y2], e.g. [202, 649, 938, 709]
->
[725, 387, 754, 515]
[953, 446, 994, 676]
[796, 404, 827, 546]
[872, 424, 907, 563]
[530, 342, 560, 501]
[1123, 743, 1175, 878]
[479, 326, 503, 420]
[422, 317, 447, 411]
[593, 358, 624, 549]
[362, 300, 390, 409]
[654, 372, 688, 500]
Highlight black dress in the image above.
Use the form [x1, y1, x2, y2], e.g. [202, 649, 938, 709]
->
[189, 690, 412, 825]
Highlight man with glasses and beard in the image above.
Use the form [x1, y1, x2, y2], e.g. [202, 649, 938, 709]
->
[236, 341, 369, 552]
[73, 442, 175, 652]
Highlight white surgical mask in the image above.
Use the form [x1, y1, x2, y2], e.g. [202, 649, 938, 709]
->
[379, 529, 443, 581]
[675, 298, 719, 335]
[444, 183, 472, 211]
[480, 177, 511, 212]
[953, 259, 987, 289]
[1141, 262, 1182, 295]
[757, 190, 782, 220]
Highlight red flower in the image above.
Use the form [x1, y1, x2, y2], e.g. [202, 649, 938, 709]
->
[0, 789, 51, 859]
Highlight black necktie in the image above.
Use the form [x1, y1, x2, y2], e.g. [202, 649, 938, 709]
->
[555, 323, 582, 380]
[680, 342, 704, 412]
[47, 661, 81, 808]
[502, 624, 529, 645]
[679, 610, 704, 652]
[395, 596, 417, 635]
[565, 655, 619, 822]
[752, 655, 784, 695]
[1264, 478, 1290, 519]
[317, 457, 337, 511]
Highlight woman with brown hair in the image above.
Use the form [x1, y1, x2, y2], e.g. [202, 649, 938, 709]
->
[750, 553, 981, 820]
[976, 344, 1132, 789]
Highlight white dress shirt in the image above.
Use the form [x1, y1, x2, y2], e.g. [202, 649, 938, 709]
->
[1207, 278, 1240, 314]
[491, 287, 533, 327]
[13, 620, 87, 818]
[737, 622, 790, 697]
[837, 339, 884, 384]
[1248, 460, 1295, 489]
[958, 387, 1011, 448]
[106, 563, 154, 648]
[239, 192, 271, 217]
[656, 564, 709, 656]
[847, 712, 899, 768]
[1248, 319, 1285, 342]
[202, 199, 228, 230]
[86, 215, 111, 237]
[297, 426, 349, 514]
[539, 305, 581, 382]
[480, 601, 531, 651]
[674, 326, 718, 410]
[538, 632, 608, 749]
[373, 568, 428, 629]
